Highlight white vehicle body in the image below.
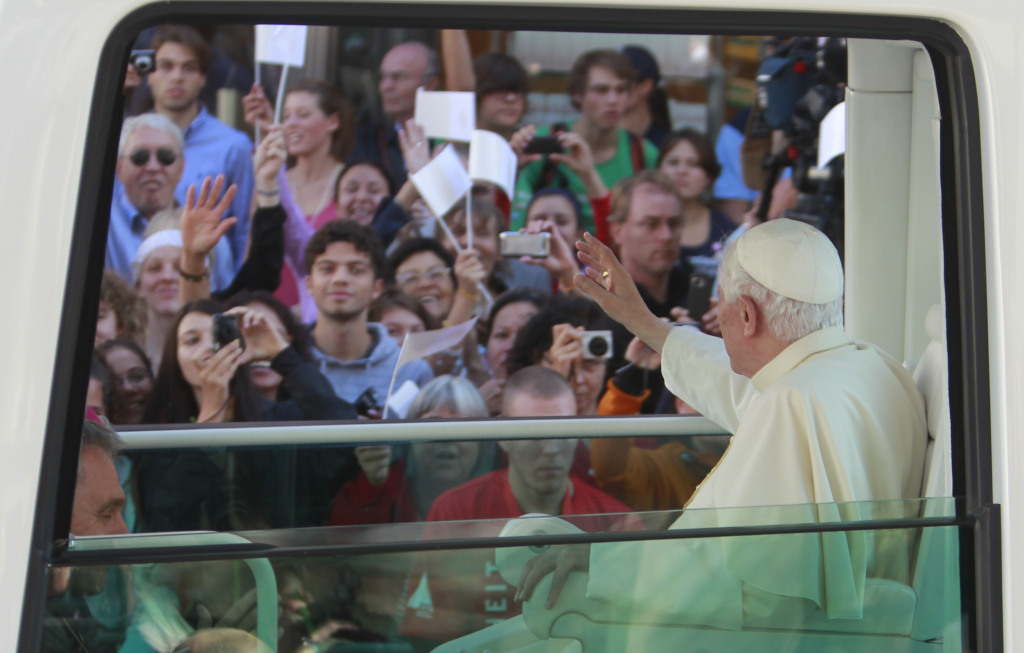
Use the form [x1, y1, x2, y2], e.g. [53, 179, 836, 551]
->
[0, 0, 1012, 650]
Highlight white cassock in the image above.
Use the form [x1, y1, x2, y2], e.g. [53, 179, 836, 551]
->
[585, 326, 927, 630]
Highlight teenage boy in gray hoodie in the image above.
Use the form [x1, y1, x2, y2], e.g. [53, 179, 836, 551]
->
[305, 220, 433, 410]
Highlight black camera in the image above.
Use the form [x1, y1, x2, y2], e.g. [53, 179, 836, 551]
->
[129, 49, 156, 74]
[212, 313, 245, 353]
[580, 330, 613, 361]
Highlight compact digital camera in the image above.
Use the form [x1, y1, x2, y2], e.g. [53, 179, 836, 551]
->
[580, 330, 613, 360]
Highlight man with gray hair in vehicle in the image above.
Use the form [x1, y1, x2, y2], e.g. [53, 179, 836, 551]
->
[107, 113, 235, 290]
[516, 219, 927, 627]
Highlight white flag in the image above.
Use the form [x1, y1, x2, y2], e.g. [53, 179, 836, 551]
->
[415, 89, 476, 142]
[469, 130, 518, 198]
[383, 317, 480, 417]
[410, 145, 473, 217]
[255, 25, 308, 67]
[396, 316, 480, 371]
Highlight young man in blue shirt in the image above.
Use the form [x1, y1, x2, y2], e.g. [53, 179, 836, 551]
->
[148, 25, 254, 268]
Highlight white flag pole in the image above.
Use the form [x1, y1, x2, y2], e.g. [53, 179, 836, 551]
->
[254, 62, 262, 145]
[465, 193, 473, 251]
[273, 65, 289, 125]
[434, 209, 493, 307]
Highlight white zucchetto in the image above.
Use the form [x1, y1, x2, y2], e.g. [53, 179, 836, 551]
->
[735, 218, 843, 304]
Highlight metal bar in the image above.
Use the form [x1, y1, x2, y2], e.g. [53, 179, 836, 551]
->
[116, 415, 730, 449]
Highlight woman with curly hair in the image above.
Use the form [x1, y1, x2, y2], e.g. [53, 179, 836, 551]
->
[96, 269, 147, 346]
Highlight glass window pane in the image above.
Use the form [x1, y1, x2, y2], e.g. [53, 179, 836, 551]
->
[50, 499, 962, 652]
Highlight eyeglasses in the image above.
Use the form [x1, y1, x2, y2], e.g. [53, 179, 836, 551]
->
[127, 148, 178, 167]
[395, 266, 451, 286]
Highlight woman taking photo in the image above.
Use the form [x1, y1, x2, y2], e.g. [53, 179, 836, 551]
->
[135, 299, 357, 532]
[143, 298, 353, 424]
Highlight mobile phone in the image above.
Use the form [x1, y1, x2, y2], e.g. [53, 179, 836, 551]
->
[212, 313, 245, 353]
[499, 231, 550, 258]
[523, 136, 564, 155]
[129, 49, 156, 74]
[354, 387, 381, 417]
[686, 273, 715, 320]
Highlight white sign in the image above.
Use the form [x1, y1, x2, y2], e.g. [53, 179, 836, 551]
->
[410, 145, 473, 217]
[469, 129, 518, 198]
[817, 102, 846, 169]
[415, 89, 476, 142]
[255, 25, 308, 67]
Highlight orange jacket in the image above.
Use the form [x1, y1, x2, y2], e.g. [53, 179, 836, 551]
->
[593, 380, 719, 513]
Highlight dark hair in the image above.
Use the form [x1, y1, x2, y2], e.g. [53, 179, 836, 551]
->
[100, 269, 147, 344]
[506, 296, 607, 376]
[143, 299, 263, 424]
[150, 25, 211, 75]
[484, 287, 550, 342]
[387, 238, 456, 287]
[223, 290, 312, 361]
[285, 78, 355, 163]
[369, 288, 441, 331]
[474, 52, 529, 104]
[525, 188, 583, 232]
[304, 220, 389, 280]
[657, 129, 722, 182]
[90, 352, 111, 415]
[620, 45, 671, 134]
[567, 50, 635, 110]
[97, 338, 154, 423]
[97, 338, 154, 379]
[335, 157, 397, 205]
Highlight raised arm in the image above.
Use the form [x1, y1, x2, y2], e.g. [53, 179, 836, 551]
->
[179, 175, 238, 305]
[574, 233, 671, 353]
[440, 29, 475, 91]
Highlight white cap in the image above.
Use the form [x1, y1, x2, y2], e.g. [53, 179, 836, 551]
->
[735, 219, 843, 304]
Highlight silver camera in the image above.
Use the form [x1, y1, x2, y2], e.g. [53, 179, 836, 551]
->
[499, 231, 550, 258]
[580, 330, 613, 360]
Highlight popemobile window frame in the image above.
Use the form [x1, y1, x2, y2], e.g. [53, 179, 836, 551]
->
[20, 1, 995, 651]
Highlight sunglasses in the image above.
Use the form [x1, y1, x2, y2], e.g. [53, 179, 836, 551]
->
[127, 147, 178, 167]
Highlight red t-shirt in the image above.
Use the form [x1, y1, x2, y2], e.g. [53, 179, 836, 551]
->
[402, 470, 634, 642]
[328, 460, 418, 526]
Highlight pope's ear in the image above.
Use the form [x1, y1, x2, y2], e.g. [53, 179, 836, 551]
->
[738, 294, 759, 337]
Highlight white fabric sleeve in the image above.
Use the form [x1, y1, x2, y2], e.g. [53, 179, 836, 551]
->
[660, 326, 757, 433]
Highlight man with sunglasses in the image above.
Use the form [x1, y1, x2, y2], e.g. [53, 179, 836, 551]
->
[106, 113, 235, 290]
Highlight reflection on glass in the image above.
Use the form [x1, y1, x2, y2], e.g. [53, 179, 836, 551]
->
[52, 499, 960, 653]
[49, 501, 958, 653]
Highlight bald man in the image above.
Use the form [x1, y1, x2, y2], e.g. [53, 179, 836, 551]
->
[517, 219, 927, 629]
[352, 41, 440, 187]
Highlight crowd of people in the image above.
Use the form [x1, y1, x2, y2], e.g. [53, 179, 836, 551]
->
[92, 24, 756, 530]
[72, 23, 808, 652]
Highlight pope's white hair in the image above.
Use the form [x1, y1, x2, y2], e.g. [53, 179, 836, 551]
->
[118, 113, 185, 157]
[717, 239, 843, 342]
